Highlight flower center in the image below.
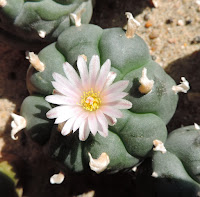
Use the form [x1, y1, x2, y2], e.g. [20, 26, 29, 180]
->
[81, 89, 101, 111]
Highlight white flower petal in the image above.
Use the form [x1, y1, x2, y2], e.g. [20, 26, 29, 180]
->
[101, 106, 123, 119]
[107, 99, 132, 109]
[46, 106, 71, 119]
[89, 55, 100, 88]
[102, 92, 128, 103]
[45, 55, 132, 141]
[79, 119, 90, 141]
[61, 117, 77, 136]
[45, 95, 77, 105]
[103, 71, 117, 88]
[63, 62, 82, 87]
[95, 59, 111, 92]
[46, 106, 82, 121]
[97, 129, 108, 138]
[88, 112, 98, 135]
[104, 114, 117, 126]
[55, 106, 83, 124]
[52, 81, 80, 99]
[52, 81, 68, 96]
[55, 116, 69, 124]
[73, 111, 89, 132]
[53, 72, 68, 84]
[77, 55, 89, 90]
[96, 110, 108, 137]
[54, 114, 73, 124]
[102, 80, 129, 96]
[52, 72, 82, 96]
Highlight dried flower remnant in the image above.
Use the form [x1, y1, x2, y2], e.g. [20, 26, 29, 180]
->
[139, 68, 154, 94]
[172, 77, 190, 94]
[38, 30, 46, 38]
[125, 12, 140, 38]
[70, 8, 85, 27]
[88, 152, 110, 174]
[45, 55, 132, 141]
[194, 123, 200, 130]
[0, 0, 7, 7]
[10, 113, 26, 140]
[152, 171, 158, 178]
[153, 139, 166, 154]
[150, 0, 159, 8]
[132, 166, 137, 172]
[26, 52, 45, 72]
[50, 172, 65, 184]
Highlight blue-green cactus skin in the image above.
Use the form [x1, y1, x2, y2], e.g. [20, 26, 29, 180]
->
[0, 0, 93, 48]
[151, 125, 200, 196]
[21, 23, 178, 173]
[20, 95, 54, 145]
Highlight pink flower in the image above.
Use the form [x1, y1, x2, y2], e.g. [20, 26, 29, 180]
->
[45, 55, 132, 141]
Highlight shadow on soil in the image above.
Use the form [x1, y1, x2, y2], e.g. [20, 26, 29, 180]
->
[166, 49, 200, 132]
[91, 0, 152, 28]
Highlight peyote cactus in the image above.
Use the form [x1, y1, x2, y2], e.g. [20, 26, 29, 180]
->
[150, 125, 200, 196]
[14, 13, 188, 175]
[0, 0, 93, 49]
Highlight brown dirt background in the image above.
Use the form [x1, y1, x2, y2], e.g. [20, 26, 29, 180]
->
[0, 0, 200, 196]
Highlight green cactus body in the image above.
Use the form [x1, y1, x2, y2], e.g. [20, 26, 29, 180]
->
[0, 0, 93, 48]
[0, 158, 23, 197]
[151, 125, 200, 196]
[21, 23, 178, 173]
[166, 125, 200, 183]
[20, 95, 54, 145]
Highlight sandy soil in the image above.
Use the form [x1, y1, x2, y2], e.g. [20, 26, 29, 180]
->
[0, 0, 200, 196]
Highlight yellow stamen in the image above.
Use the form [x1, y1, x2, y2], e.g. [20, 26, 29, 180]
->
[81, 88, 101, 111]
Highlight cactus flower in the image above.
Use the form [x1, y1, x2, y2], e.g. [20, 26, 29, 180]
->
[45, 55, 132, 141]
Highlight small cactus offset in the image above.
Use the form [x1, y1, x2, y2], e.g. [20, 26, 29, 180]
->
[150, 124, 200, 196]
[14, 13, 189, 176]
[0, 0, 93, 49]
